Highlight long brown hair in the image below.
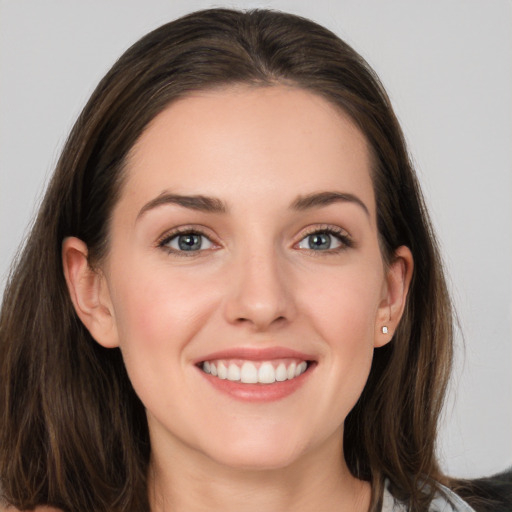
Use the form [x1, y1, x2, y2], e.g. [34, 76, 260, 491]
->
[0, 9, 454, 511]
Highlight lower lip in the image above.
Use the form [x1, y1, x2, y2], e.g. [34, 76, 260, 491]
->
[198, 364, 314, 402]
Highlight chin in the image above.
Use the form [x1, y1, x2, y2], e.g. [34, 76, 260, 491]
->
[202, 431, 311, 471]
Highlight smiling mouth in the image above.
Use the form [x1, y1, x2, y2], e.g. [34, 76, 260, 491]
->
[200, 359, 310, 384]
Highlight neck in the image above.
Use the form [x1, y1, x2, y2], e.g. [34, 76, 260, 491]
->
[148, 431, 371, 512]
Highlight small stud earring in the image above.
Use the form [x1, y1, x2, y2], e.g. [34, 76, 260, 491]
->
[381, 326, 388, 334]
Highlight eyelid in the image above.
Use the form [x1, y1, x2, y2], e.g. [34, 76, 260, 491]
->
[155, 223, 353, 255]
[156, 225, 220, 255]
[293, 224, 354, 251]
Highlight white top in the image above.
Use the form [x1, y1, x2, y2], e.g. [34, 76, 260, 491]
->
[382, 481, 477, 512]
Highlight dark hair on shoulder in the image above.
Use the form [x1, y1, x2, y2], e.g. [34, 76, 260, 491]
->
[1, 8, 454, 512]
[453, 468, 512, 512]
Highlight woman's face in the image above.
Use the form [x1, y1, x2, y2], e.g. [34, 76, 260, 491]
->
[88, 86, 408, 470]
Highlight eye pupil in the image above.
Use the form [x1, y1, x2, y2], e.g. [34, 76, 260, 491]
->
[178, 234, 202, 251]
[309, 233, 331, 250]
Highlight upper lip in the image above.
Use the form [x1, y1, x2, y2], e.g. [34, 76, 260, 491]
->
[195, 346, 316, 364]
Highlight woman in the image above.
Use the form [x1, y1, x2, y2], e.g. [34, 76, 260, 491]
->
[0, 8, 494, 512]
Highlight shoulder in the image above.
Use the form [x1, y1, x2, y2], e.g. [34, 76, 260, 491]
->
[452, 468, 512, 512]
[382, 480, 476, 512]
[431, 484, 477, 512]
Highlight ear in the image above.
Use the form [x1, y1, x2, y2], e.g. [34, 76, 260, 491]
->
[62, 237, 119, 348]
[374, 245, 414, 347]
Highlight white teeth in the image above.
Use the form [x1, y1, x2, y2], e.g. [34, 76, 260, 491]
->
[275, 363, 287, 382]
[240, 361, 258, 383]
[296, 361, 307, 377]
[217, 361, 228, 379]
[227, 363, 241, 381]
[258, 362, 276, 384]
[202, 359, 309, 384]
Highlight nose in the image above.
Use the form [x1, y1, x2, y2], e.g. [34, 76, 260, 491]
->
[223, 247, 296, 331]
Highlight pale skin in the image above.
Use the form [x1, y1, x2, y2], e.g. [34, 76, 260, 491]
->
[58, 86, 413, 512]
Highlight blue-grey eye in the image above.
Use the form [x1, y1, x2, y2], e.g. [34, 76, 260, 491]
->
[297, 231, 343, 251]
[166, 233, 213, 252]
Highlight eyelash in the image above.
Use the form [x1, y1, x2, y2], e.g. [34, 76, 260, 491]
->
[157, 227, 217, 257]
[295, 226, 354, 253]
[157, 225, 354, 256]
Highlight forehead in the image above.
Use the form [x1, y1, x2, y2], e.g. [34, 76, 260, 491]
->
[122, 85, 375, 217]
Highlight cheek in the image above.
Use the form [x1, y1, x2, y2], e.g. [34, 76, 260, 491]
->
[295, 264, 383, 412]
[111, 273, 174, 347]
[105, 261, 219, 406]
[301, 263, 383, 343]
[107, 257, 223, 354]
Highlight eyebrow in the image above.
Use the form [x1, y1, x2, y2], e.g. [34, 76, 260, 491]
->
[137, 193, 227, 220]
[137, 190, 369, 220]
[291, 191, 370, 217]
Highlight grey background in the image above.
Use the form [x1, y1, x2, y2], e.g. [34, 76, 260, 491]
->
[1, 0, 511, 478]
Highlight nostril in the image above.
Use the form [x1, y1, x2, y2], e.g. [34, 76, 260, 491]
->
[223, 270, 296, 329]
[234, 314, 287, 328]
